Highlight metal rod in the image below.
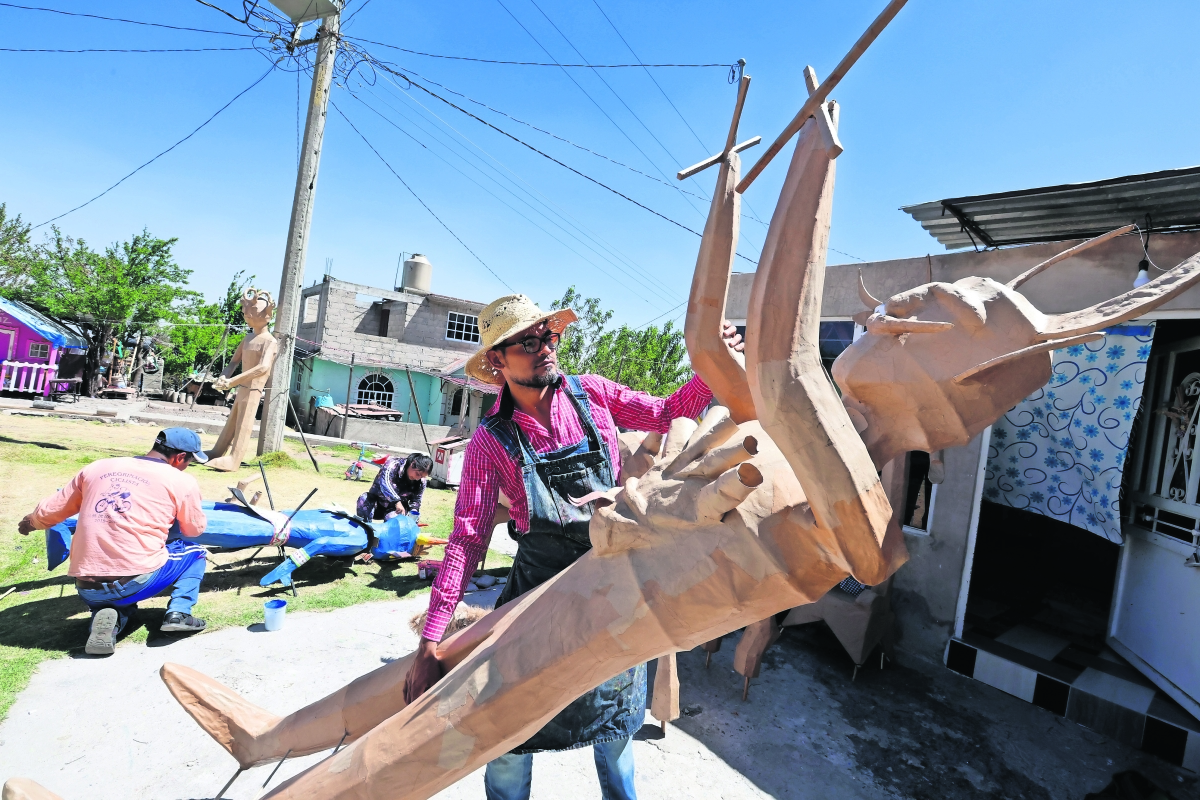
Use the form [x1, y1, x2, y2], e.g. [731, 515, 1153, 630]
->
[736, 0, 909, 193]
[263, 748, 292, 788]
[258, 460, 275, 510]
[404, 367, 434, 455]
[215, 767, 244, 799]
[741, 675, 751, 702]
[342, 354, 355, 439]
[287, 394, 322, 473]
[332, 729, 349, 754]
[286, 488, 319, 526]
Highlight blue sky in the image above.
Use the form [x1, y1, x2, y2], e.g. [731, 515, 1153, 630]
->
[2, 0, 1198, 328]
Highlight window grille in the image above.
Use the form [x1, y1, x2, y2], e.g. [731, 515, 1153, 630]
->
[28, 342, 49, 360]
[357, 373, 394, 407]
[446, 312, 480, 343]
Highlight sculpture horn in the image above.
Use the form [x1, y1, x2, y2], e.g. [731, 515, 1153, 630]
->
[953, 333, 1104, 384]
[1007, 224, 1135, 291]
[866, 314, 954, 335]
[857, 270, 882, 309]
[1035, 251, 1200, 341]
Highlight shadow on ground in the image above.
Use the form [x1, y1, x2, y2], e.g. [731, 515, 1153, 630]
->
[670, 623, 1196, 800]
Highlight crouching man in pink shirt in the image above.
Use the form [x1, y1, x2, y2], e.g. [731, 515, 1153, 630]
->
[17, 428, 210, 655]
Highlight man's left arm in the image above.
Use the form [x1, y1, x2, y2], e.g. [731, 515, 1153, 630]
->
[588, 373, 714, 434]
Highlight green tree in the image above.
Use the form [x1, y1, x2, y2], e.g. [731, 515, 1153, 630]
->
[161, 270, 254, 382]
[549, 286, 613, 374]
[0, 203, 35, 293]
[591, 320, 692, 395]
[18, 229, 199, 395]
[547, 287, 692, 395]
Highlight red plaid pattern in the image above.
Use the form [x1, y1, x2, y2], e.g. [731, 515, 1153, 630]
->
[421, 374, 712, 641]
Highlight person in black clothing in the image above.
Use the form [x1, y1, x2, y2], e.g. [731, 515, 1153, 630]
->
[356, 452, 434, 521]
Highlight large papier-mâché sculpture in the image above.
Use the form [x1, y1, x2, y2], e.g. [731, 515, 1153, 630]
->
[8, 39, 1200, 800]
[205, 288, 278, 472]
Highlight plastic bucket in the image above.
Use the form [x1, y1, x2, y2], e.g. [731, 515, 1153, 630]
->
[264, 599, 287, 631]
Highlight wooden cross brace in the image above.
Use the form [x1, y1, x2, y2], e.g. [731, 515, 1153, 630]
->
[676, 74, 762, 181]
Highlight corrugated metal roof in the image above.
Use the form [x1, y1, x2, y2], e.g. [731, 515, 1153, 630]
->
[901, 166, 1200, 250]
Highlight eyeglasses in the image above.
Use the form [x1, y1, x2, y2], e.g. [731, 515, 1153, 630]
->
[498, 331, 560, 354]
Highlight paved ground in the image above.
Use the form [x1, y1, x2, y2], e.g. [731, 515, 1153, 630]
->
[1, 589, 1195, 800]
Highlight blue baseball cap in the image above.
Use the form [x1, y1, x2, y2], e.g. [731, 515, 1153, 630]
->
[156, 428, 209, 463]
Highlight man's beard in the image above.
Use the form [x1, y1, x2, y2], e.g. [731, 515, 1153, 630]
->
[512, 366, 559, 388]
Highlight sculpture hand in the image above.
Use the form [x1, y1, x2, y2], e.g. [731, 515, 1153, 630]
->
[212, 376, 231, 392]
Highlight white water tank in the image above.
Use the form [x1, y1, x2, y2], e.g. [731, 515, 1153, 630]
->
[401, 254, 432, 295]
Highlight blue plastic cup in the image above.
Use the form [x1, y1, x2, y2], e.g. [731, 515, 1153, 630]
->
[264, 599, 287, 631]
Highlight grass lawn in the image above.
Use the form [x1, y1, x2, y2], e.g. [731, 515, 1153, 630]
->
[0, 413, 510, 720]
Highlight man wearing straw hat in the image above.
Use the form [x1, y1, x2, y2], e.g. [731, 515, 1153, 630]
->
[404, 294, 742, 800]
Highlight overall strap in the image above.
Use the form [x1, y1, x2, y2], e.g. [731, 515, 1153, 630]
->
[481, 386, 536, 467]
[563, 375, 604, 455]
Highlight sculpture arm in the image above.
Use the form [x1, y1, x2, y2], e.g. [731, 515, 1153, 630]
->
[219, 337, 278, 389]
[218, 339, 244, 379]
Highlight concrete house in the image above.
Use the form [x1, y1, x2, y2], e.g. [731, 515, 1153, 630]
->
[290, 255, 497, 448]
[728, 166, 1200, 769]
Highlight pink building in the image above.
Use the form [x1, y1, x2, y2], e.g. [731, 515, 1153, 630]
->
[0, 297, 87, 397]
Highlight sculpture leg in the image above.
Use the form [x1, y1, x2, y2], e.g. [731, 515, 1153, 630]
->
[206, 389, 262, 472]
[732, 617, 782, 701]
[651, 653, 680, 733]
[160, 596, 525, 768]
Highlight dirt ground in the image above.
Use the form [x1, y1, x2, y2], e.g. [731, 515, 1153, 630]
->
[0, 412, 510, 718]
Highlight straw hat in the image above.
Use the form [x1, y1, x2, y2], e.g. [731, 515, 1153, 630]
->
[465, 294, 577, 385]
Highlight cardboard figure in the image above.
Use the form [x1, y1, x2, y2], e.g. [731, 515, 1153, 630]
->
[8, 48, 1200, 800]
[205, 289, 278, 472]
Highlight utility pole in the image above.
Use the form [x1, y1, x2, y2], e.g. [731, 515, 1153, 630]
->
[260, 11, 340, 455]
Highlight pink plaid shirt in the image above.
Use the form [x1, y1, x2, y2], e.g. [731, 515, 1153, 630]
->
[421, 374, 712, 641]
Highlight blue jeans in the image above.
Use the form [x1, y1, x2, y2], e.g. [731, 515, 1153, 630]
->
[76, 541, 207, 635]
[483, 737, 636, 800]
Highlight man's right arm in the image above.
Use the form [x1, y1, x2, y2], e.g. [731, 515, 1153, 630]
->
[404, 435, 502, 703]
[22, 472, 85, 533]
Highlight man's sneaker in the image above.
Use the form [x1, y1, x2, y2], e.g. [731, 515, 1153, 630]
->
[85, 608, 119, 655]
[160, 612, 206, 634]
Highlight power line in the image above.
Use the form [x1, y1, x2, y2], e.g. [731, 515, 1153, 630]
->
[526, 0, 710, 225]
[0, 2, 256, 36]
[34, 62, 278, 228]
[331, 101, 513, 291]
[0, 46, 255, 52]
[349, 86, 678, 306]
[376, 60, 757, 264]
[343, 36, 729, 68]
[369, 70, 686, 299]
[495, 0, 705, 224]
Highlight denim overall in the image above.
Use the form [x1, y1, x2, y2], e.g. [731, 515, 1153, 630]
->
[486, 375, 646, 754]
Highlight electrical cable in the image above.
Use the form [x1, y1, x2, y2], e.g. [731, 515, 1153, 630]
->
[371, 68, 707, 288]
[525, 0, 708, 220]
[495, 0, 706, 225]
[331, 101, 513, 291]
[0, 2, 256, 36]
[343, 36, 729, 68]
[364, 60, 714, 203]
[375, 59, 756, 264]
[0, 46, 255, 52]
[349, 85, 679, 306]
[34, 62, 278, 228]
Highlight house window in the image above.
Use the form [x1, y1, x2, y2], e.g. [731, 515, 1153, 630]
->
[357, 373, 394, 407]
[449, 388, 464, 416]
[293, 365, 303, 393]
[302, 295, 319, 324]
[28, 342, 49, 360]
[446, 312, 480, 343]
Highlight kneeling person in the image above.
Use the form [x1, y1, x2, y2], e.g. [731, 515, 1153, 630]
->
[18, 428, 210, 655]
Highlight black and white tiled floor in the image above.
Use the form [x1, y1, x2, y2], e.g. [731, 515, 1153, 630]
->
[946, 622, 1200, 771]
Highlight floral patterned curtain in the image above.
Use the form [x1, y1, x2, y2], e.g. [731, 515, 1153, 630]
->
[983, 323, 1155, 543]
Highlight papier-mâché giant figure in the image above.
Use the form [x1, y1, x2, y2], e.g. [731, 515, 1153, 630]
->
[205, 288, 278, 472]
[8, 22, 1200, 800]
